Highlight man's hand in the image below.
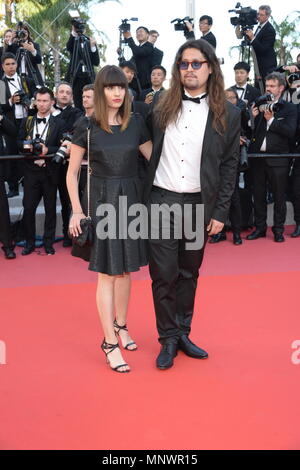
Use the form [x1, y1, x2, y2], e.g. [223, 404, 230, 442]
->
[245, 29, 254, 41]
[12, 93, 21, 104]
[40, 143, 49, 156]
[207, 219, 224, 236]
[144, 93, 154, 104]
[240, 136, 247, 146]
[184, 20, 194, 32]
[264, 109, 274, 121]
[251, 103, 259, 118]
[123, 31, 132, 40]
[283, 65, 299, 73]
[90, 37, 97, 48]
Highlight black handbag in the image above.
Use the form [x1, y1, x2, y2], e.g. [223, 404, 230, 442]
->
[71, 124, 94, 248]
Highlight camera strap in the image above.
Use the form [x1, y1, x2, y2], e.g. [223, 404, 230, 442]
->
[34, 117, 49, 141]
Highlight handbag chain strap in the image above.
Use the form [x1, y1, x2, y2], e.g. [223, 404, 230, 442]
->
[87, 126, 91, 219]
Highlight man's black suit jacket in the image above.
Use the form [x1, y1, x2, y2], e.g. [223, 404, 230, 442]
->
[0, 115, 17, 177]
[145, 100, 241, 225]
[151, 47, 163, 67]
[17, 115, 67, 183]
[0, 75, 36, 123]
[186, 31, 217, 49]
[127, 38, 154, 90]
[57, 105, 83, 132]
[251, 21, 277, 79]
[6, 41, 44, 86]
[249, 99, 297, 166]
[231, 83, 260, 105]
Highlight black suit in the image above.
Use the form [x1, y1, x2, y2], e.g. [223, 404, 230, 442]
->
[6, 41, 44, 86]
[151, 47, 163, 67]
[0, 115, 17, 249]
[249, 99, 297, 233]
[145, 101, 240, 343]
[127, 38, 154, 90]
[65, 35, 100, 109]
[231, 83, 260, 106]
[186, 31, 217, 49]
[55, 105, 83, 238]
[251, 22, 277, 80]
[291, 104, 300, 224]
[18, 115, 66, 248]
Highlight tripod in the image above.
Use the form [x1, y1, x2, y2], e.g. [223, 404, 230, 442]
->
[68, 34, 95, 87]
[238, 36, 264, 94]
[15, 46, 41, 87]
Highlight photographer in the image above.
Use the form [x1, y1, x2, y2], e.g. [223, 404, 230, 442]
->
[17, 87, 66, 255]
[247, 72, 297, 242]
[241, 5, 277, 86]
[6, 22, 44, 86]
[52, 82, 83, 247]
[0, 52, 36, 197]
[0, 112, 17, 259]
[122, 26, 154, 91]
[148, 30, 164, 67]
[139, 65, 166, 104]
[65, 22, 100, 110]
[231, 61, 260, 106]
[0, 29, 13, 78]
[185, 15, 217, 49]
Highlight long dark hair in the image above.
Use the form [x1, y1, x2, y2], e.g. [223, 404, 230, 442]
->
[94, 65, 131, 133]
[155, 39, 227, 134]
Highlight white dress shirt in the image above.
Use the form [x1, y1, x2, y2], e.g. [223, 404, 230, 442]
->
[260, 101, 276, 152]
[154, 90, 209, 193]
[6, 73, 27, 119]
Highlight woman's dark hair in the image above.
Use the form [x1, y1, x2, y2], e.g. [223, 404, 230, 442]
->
[94, 65, 131, 133]
[155, 39, 227, 134]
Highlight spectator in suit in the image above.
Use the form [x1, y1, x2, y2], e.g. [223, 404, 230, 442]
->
[247, 72, 297, 242]
[0, 52, 36, 197]
[231, 62, 260, 106]
[148, 30, 164, 68]
[6, 23, 44, 86]
[119, 61, 138, 100]
[52, 82, 83, 247]
[17, 87, 66, 255]
[244, 5, 277, 87]
[65, 25, 100, 110]
[185, 15, 217, 49]
[0, 112, 17, 259]
[139, 65, 166, 104]
[122, 26, 154, 91]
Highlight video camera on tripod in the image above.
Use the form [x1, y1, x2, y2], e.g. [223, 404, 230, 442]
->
[14, 22, 28, 45]
[71, 17, 86, 35]
[117, 18, 138, 62]
[229, 2, 257, 40]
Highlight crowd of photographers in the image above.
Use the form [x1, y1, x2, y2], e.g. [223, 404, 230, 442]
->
[0, 4, 300, 260]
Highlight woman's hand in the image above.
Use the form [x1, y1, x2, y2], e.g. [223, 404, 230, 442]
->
[68, 213, 86, 238]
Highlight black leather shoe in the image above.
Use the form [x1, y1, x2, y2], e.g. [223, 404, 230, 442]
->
[246, 229, 266, 240]
[45, 245, 55, 255]
[62, 238, 72, 247]
[178, 335, 208, 359]
[2, 246, 16, 259]
[156, 342, 178, 370]
[7, 190, 19, 198]
[291, 225, 300, 238]
[209, 232, 226, 244]
[233, 233, 242, 245]
[274, 233, 285, 243]
[21, 245, 35, 256]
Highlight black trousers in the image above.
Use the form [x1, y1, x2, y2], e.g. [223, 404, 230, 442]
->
[6, 118, 24, 191]
[252, 159, 289, 233]
[229, 173, 242, 233]
[58, 163, 71, 238]
[148, 187, 207, 344]
[23, 168, 57, 247]
[292, 159, 300, 224]
[0, 177, 13, 247]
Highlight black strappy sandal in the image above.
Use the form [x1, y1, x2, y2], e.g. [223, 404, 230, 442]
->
[101, 340, 130, 373]
[113, 319, 138, 351]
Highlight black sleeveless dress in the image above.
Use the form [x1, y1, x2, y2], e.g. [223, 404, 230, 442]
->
[71, 114, 149, 275]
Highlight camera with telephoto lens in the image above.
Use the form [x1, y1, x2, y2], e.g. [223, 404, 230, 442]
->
[71, 17, 86, 34]
[288, 72, 300, 85]
[229, 2, 258, 32]
[171, 17, 193, 38]
[52, 132, 73, 164]
[119, 18, 138, 33]
[23, 135, 44, 157]
[254, 93, 282, 113]
[14, 90, 31, 107]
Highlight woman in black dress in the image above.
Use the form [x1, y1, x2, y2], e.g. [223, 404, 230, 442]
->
[67, 66, 152, 373]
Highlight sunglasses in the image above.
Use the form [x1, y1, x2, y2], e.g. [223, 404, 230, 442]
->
[178, 60, 208, 70]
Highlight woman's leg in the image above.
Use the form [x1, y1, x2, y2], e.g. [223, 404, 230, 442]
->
[96, 273, 130, 371]
[114, 273, 137, 350]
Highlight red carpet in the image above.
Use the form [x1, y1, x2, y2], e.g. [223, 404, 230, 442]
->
[1, 229, 300, 449]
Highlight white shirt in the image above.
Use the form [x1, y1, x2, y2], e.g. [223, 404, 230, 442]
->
[32, 113, 51, 139]
[252, 20, 269, 41]
[235, 83, 247, 100]
[52, 105, 67, 117]
[6, 73, 27, 119]
[154, 91, 209, 193]
[260, 101, 276, 152]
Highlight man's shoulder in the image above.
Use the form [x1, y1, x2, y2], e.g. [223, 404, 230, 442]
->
[225, 100, 241, 117]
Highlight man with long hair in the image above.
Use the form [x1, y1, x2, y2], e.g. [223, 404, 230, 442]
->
[145, 39, 241, 370]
